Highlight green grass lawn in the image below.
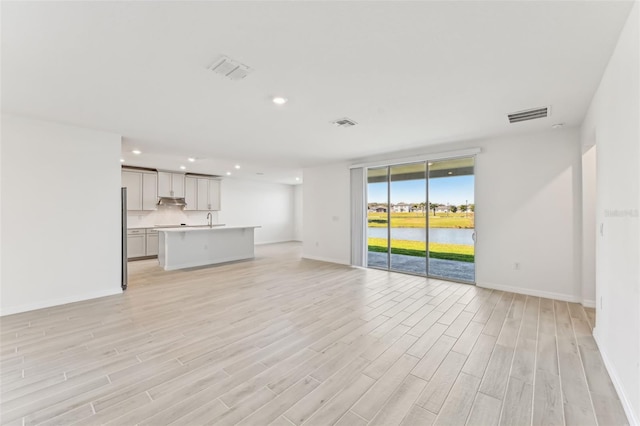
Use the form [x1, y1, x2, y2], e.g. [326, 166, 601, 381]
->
[368, 212, 474, 229]
[368, 237, 475, 263]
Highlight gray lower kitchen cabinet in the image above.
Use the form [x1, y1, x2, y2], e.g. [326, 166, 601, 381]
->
[127, 228, 159, 259]
[127, 229, 146, 258]
[146, 229, 159, 256]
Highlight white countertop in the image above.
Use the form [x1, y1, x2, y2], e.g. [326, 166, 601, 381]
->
[128, 224, 225, 230]
[158, 225, 261, 233]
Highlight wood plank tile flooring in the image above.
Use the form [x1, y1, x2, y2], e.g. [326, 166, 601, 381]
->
[0, 242, 628, 425]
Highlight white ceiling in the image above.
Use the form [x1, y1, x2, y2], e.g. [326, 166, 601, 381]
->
[1, 1, 633, 184]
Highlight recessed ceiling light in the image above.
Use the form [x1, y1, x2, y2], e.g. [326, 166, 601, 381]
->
[120, 159, 125, 163]
[226, 172, 231, 176]
[272, 97, 288, 105]
[552, 123, 565, 129]
[234, 164, 241, 169]
[188, 157, 196, 162]
[295, 177, 300, 181]
[179, 166, 186, 170]
[132, 149, 141, 155]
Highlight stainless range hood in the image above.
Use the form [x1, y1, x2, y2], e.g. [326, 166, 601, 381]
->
[157, 197, 187, 207]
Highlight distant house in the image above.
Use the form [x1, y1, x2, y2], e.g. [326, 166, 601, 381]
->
[368, 204, 388, 213]
[392, 203, 411, 213]
[435, 204, 451, 213]
[410, 205, 424, 213]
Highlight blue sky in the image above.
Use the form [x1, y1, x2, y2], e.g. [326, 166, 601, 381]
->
[368, 175, 474, 205]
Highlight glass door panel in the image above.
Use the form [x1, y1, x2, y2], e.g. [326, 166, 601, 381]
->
[427, 157, 475, 282]
[367, 167, 389, 269]
[389, 163, 427, 274]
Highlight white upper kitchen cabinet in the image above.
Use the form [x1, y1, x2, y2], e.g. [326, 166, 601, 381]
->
[121, 169, 157, 211]
[184, 176, 197, 211]
[196, 178, 221, 211]
[196, 178, 209, 210]
[142, 172, 158, 210]
[158, 172, 185, 198]
[208, 179, 221, 211]
[122, 170, 142, 210]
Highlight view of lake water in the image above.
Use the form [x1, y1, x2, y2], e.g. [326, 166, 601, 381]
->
[368, 227, 474, 245]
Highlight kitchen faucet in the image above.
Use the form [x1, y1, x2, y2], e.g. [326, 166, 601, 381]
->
[206, 212, 213, 228]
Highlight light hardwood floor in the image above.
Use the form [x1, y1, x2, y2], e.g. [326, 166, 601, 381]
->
[0, 242, 628, 426]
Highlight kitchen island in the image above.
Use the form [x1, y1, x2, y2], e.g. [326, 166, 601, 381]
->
[157, 226, 260, 271]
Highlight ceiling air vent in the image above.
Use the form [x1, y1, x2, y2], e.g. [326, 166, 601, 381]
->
[208, 56, 253, 81]
[507, 106, 549, 124]
[332, 118, 358, 128]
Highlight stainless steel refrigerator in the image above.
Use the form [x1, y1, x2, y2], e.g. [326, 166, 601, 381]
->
[121, 187, 128, 290]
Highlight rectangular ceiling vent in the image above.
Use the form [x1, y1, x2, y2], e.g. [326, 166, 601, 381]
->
[507, 106, 549, 123]
[208, 56, 253, 81]
[332, 118, 358, 128]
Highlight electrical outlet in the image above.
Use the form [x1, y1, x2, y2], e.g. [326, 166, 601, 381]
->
[315, 241, 319, 247]
[600, 296, 603, 310]
[514, 262, 520, 270]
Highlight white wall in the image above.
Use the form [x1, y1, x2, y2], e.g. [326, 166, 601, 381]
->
[1, 115, 122, 316]
[293, 184, 303, 241]
[303, 162, 351, 264]
[218, 178, 295, 244]
[581, 3, 639, 424]
[474, 129, 583, 302]
[581, 145, 597, 307]
[303, 128, 583, 302]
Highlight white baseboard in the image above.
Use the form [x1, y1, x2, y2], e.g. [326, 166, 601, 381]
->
[476, 281, 582, 304]
[255, 240, 301, 245]
[582, 299, 596, 308]
[0, 288, 123, 317]
[350, 265, 368, 270]
[593, 328, 639, 426]
[302, 255, 350, 266]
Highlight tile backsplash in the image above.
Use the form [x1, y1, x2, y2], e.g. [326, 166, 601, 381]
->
[127, 206, 219, 228]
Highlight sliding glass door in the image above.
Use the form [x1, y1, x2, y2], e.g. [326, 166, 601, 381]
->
[427, 158, 475, 282]
[390, 163, 427, 274]
[366, 157, 475, 283]
[367, 167, 389, 269]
